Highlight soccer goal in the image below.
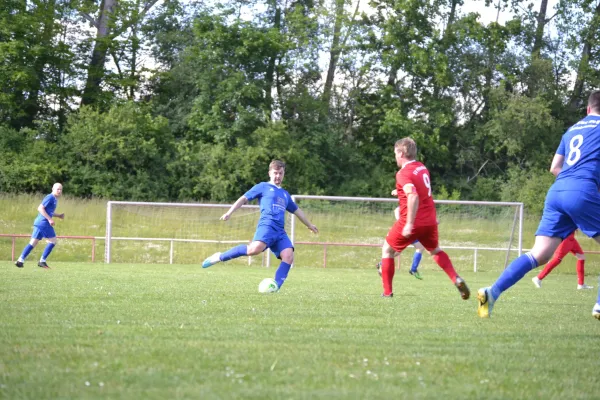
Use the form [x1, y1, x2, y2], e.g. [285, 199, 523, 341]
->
[104, 201, 262, 264]
[289, 195, 524, 272]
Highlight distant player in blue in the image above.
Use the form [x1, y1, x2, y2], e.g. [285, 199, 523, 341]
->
[477, 91, 600, 320]
[202, 160, 319, 292]
[15, 183, 65, 269]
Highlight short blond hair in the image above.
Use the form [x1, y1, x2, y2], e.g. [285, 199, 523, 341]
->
[269, 160, 286, 171]
[395, 138, 417, 160]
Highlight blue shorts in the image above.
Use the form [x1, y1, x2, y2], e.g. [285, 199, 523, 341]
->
[253, 226, 294, 259]
[32, 224, 56, 240]
[536, 189, 600, 239]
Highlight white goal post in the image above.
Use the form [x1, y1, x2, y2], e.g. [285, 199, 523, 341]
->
[290, 195, 523, 272]
[104, 197, 524, 271]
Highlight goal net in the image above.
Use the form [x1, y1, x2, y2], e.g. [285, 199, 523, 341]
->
[289, 195, 523, 273]
[105, 202, 261, 264]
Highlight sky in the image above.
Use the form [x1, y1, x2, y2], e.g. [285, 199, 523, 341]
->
[461, 0, 559, 25]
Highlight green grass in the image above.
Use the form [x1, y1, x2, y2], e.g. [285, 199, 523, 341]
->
[0, 264, 599, 399]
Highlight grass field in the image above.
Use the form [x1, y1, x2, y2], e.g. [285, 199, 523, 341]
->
[1, 263, 599, 399]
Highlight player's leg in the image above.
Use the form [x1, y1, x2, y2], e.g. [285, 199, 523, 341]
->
[570, 240, 592, 289]
[417, 225, 469, 299]
[38, 235, 57, 269]
[202, 239, 268, 268]
[478, 191, 574, 317]
[270, 235, 294, 290]
[592, 237, 600, 320]
[409, 241, 424, 279]
[533, 239, 569, 288]
[380, 222, 410, 297]
[565, 190, 600, 318]
[380, 241, 399, 297]
[478, 235, 562, 318]
[15, 227, 43, 268]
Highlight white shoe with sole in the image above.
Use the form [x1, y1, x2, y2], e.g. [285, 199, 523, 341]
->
[577, 284, 593, 290]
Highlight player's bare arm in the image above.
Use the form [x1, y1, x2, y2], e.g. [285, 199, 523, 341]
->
[293, 209, 318, 234]
[221, 196, 248, 221]
[549, 154, 564, 177]
[402, 183, 419, 238]
[55, 213, 65, 219]
[38, 204, 55, 226]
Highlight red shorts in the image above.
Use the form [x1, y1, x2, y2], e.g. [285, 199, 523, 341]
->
[554, 236, 583, 259]
[386, 222, 439, 252]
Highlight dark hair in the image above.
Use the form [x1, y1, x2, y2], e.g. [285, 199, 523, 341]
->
[588, 91, 600, 113]
[269, 160, 286, 170]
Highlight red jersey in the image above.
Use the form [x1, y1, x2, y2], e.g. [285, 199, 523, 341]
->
[395, 160, 437, 227]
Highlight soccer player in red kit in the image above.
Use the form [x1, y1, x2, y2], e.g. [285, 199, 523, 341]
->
[379, 138, 470, 299]
[531, 230, 593, 290]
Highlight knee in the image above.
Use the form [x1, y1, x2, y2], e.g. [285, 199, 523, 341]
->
[29, 239, 39, 246]
[48, 238, 57, 245]
[246, 244, 261, 256]
[429, 247, 441, 256]
[381, 242, 396, 258]
[576, 254, 585, 261]
[280, 249, 294, 264]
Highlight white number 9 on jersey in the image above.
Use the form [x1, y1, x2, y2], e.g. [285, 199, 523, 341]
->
[423, 173, 432, 197]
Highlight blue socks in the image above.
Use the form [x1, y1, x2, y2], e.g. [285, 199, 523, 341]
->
[274, 262, 292, 288]
[19, 244, 34, 261]
[411, 252, 422, 273]
[491, 252, 539, 300]
[220, 244, 248, 262]
[41, 243, 55, 261]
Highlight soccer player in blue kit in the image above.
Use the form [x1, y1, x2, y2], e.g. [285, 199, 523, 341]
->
[202, 160, 319, 291]
[15, 183, 65, 269]
[478, 91, 600, 320]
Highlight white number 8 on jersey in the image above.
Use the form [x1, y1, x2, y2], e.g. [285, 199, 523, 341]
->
[566, 134, 584, 166]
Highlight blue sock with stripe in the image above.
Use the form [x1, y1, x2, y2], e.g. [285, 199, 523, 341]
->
[220, 245, 248, 262]
[410, 252, 422, 273]
[274, 262, 292, 289]
[491, 252, 538, 300]
[20, 244, 34, 261]
[41, 243, 55, 261]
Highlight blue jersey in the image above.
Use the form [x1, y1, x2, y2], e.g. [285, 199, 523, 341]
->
[33, 194, 58, 226]
[553, 115, 600, 191]
[244, 182, 298, 231]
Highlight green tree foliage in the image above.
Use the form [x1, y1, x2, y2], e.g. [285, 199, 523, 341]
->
[62, 102, 174, 200]
[0, 0, 599, 212]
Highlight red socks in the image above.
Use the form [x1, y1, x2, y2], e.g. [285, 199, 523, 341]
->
[577, 259, 585, 285]
[432, 251, 458, 283]
[381, 257, 395, 295]
[538, 257, 562, 280]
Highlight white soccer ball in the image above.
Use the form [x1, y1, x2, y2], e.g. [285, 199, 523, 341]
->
[258, 278, 279, 293]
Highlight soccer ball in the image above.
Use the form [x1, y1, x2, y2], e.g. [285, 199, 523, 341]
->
[258, 278, 279, 293]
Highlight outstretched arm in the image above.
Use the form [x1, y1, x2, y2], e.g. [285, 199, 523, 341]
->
[293, 209, 318, 234]
[221, 196, 248, 221]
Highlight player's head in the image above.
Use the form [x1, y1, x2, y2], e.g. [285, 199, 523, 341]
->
[268, 160, 285, 186]
[52, 183, 63, 197]
[587, 90, 600, 115]
[394, 138, 417, 166]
